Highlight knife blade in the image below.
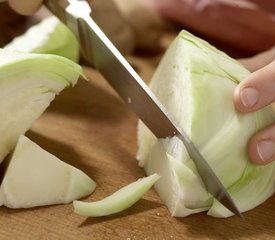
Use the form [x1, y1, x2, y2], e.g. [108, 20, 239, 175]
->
[44, 0, 242, 218]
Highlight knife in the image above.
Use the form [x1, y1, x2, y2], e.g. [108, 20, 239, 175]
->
[44, 0, 242, 217]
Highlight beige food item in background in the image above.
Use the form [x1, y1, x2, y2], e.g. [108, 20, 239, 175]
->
[91, 0, 135, 55]
[114, 0, 167, 50]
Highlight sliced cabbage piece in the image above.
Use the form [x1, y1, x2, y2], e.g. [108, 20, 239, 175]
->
[0, 49, 82, 164]
[0, 135, 95, 208]
[73, 173, 160, 217]
[4, 16, 79, 62]
[137, 30, 275, 217]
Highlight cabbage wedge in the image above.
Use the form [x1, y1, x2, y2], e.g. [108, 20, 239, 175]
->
[137, 30, 275, 217]
[4, 16, 79, 62]
[0, 135, 95, 208]
[0, 49, 82, 164]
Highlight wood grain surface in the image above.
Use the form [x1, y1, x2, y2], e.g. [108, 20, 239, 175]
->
[0, 12, 275, 237]
[0, 54, 274, 239]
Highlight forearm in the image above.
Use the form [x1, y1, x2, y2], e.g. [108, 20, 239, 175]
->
[140, 0, 275, 55]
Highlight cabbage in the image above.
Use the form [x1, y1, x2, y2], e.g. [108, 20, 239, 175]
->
[73, 173, 159, 217]
[4, 16, 79, 62]
[0, 135, 95, 208]
[137, 30, 275, 217]
[0, 48, 82, 164]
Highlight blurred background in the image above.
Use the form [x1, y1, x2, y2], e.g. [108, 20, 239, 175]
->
[1, 0, 275, 61]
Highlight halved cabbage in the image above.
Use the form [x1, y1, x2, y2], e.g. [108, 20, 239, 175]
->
[137, 30, 275, 217]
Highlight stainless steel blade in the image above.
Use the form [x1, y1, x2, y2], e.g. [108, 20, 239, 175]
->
[45, 0, 243, 218]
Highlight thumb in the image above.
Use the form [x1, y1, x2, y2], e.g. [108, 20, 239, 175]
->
[233, 60, 275, 113]
[248, 123, 275, 165]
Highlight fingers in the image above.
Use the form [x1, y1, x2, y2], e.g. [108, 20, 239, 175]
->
[234, 60, 275, 165]
[239, 46, 275, 72]
[233, 60, 275, 113]
[8, 0, 43, 15]
[248, 123, 275, 165]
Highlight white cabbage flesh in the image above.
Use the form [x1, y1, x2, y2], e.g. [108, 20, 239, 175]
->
[0, 49, 82, 164]
[137, 30, 275, 218]
[73, 173, 159, 217]
[4, 16, 79, 62]
[0, 135, 96, 208]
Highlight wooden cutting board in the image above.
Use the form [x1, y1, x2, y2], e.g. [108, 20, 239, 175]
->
[0, 42, 275, 240]
[0, 54, 275, 240]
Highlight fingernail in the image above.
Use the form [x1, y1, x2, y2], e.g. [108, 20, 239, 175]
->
[240, 87, 259, 108]
[257, 140, 275, 162]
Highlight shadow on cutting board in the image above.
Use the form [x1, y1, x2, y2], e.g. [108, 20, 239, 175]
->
[77, 198, 163, 228]
[47, 71, 130, 124]
[176, 194, 275, 239]
[25, 130, 99, 178]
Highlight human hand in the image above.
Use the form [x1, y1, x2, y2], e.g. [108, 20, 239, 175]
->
[234, 61, 275, 165]
[239, 46, 275, 72]
[7, 0, 43, 15]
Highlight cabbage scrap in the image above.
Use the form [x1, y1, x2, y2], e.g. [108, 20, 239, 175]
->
[73, 173, 160, 217]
